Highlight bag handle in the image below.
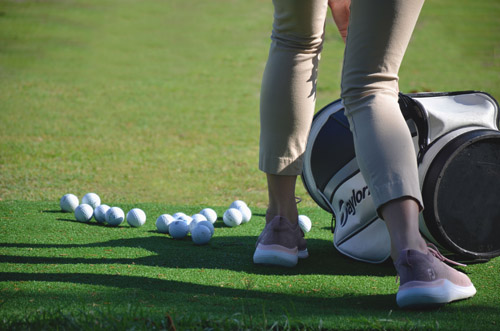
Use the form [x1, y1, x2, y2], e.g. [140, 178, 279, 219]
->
[398, 93, 429, 163]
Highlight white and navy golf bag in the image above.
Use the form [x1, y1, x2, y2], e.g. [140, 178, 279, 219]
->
[302, 91, 500, 263]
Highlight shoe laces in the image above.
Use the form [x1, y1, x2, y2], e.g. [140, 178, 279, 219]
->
[395, 243, 466, 284]
[427, 243, 467, 267]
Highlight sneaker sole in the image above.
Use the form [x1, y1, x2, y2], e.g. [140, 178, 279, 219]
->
[298, 249, 309, 259]
[253, 244, 298, 267]
[397, 279, 477, 308]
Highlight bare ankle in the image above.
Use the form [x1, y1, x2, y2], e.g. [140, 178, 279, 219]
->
[265, 209, 298, 225]
[391, 239, 428, 261]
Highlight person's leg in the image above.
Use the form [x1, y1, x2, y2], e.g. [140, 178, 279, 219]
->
[342, 0, 475, 308]
[256, 0, 328, 266]
[341, 0, 426, 260]
[259, 0, 328, 224]
[266, 174, 299, 225]
[381, 198, 427, 261]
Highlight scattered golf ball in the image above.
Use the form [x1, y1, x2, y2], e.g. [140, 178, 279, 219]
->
[189, 214, 207, 233]
[94, 204, 110, 224]
[156, 214, 174, 234]
[223, 208, 242, 227]
[192, 213, 207, 223]
[106, 207, 125, 227]
[60, 193, 79, 212]
[191, 224, 212, 245]
[298, 215, 312, 233]
[81, 192, 101, 209]
[229, 200, 247, 210]
[200, 208, 218, 224]
[176, 214, 193, 226]
[197, 220, 215, 236]
[74, 204, 93, 223]
[126, 208, 146, 227]
[169, 220, 189, 239]
[237, 205, 252, 223]
[172, 212, 187, 220]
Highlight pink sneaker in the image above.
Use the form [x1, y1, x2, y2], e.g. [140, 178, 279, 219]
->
[253, 216, 309, 267]
[394, 246, 476, 308]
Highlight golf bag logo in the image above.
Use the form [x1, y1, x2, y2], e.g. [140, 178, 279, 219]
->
[338, 186, 371, 227]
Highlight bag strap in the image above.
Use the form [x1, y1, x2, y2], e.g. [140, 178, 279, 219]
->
[398, 93, 429, 163]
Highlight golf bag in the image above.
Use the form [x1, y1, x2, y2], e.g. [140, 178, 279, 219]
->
[301, 91, 500, 263]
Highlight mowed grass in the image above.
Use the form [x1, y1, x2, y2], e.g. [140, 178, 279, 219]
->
[1, 201, 499, 330]
[0, 0, 497, 207]
[1, 0, 500, 329]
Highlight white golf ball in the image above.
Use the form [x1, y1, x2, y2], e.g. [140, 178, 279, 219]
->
[223, 208, 242, 227]
[106, 207, 124, 227]
[237, 205, 252, 223]
[197, 220, 215, 236]
[156, 214, 174, 234]
[172, 212, 187, 219]
[192, 213, 207, 223]
[200, 208, 218, 224]
[94, 204, 110, 224]
[229, 200, 247, 210]
[191, 224, 212, 245]
[127, 208, 146, 227]
[177, 214, 193, 226]
[74, 204, 93, 223]
[81, 193, 101, 209]
[60, 194, 79, 212]
[169, 220, 189, 239]
[298, 215, 312, 233]
[189, 214, 207, 233]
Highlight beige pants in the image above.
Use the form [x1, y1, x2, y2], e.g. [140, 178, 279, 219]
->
[259, 0, 425, 210]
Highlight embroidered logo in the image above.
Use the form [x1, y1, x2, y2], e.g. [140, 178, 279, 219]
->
[338, 186, 371, 227]
[427, 268, 436, 280]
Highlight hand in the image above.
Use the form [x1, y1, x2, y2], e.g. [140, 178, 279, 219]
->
[328, 0, 351, 43]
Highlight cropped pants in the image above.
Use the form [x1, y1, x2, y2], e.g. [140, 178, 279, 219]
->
[259, 0, 425, 210]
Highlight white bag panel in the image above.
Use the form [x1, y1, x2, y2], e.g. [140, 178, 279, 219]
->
[415, 93, 499, 142]
[334, 218, 391, 264]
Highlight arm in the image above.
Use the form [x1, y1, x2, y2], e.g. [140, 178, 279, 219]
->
[328, 0, 351, 43]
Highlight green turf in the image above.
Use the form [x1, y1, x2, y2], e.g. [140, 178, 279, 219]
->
[1, 201, 499, 330]
[0, 0, 498, 208]
[1, 0, 499, 329]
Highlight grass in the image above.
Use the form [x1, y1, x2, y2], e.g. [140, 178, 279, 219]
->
[0, 0, 499, 329]
[1, 201, 499, 330]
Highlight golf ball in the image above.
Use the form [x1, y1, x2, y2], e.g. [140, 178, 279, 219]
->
[106, 207, 125, 227]
[127, 208, 146, 227]
[237, 205, 252, 223]
[189, 214, 207, 233]
[172, 212, 187, 219]
[94, 204, 110, 223]
[223, 208, 242, 227]
[191, 224, 212, 245]
[298, 215, 312, 233]
[60, 193, 79, 212]
[229, 200, 247, 210]
[169, 220, 189, 239]
[200, 208, 218, 224]
[81, 192, 101, 209]
[176, 214, 193, 226]
[197, 220, 215, 236]
[74, 204, 93, 223]
[156, 214, 174, 234]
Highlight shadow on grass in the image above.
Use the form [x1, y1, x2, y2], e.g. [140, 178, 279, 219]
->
[0, 271, 494, 322]
[0, 235, 396, 277]
[0, 271, 398, 313]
